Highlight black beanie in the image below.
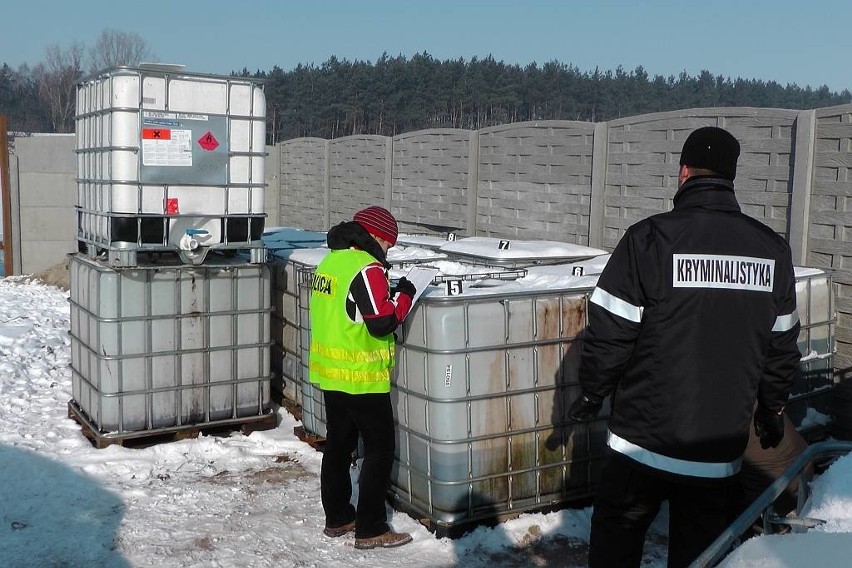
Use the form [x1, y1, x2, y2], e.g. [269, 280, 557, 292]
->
[679, 126, 740, 181]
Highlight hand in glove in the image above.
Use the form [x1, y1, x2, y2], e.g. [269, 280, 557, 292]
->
[568, 392, 604, 422]
[754, 405, 785, 449]
[395, 277, 417, 299]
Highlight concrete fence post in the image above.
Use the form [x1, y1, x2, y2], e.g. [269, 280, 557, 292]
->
[8, 153, 21, 275]
[467, 130, 480, 236]
[0, 116, 12, 276]
[384, 136, 393, 210]
[789, 109, 817, 265]
[323, 139, 331, 230]
[589, 122, 609, 249]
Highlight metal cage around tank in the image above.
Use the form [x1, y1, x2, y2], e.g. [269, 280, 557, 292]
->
[74, 65, 268, 267]
[390, 282, 606, 534]
[68, 253, 273, 438]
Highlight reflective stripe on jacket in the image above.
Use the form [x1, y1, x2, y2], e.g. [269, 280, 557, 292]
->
[308, 249, 395, 394]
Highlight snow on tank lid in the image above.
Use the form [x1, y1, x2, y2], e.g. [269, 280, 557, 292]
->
[288, 247, 329, 267]
[439, 237, 606, 260]
[387, 246, 446, 264]
[396, 234, 451, 249]
[138, 63, 187, 72]
[794, 266, 824, 277]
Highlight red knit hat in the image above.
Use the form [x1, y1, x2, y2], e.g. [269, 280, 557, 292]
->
[353, 206, 398, 246]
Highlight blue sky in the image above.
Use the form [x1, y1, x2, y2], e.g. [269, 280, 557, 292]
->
[2, 0, 850, 93]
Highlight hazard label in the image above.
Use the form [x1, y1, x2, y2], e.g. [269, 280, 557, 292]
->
[198, 131, 219, 151]
[142, 128, 192, 167]
[166, 198, 179, 215]
[142, 128, 171, 140]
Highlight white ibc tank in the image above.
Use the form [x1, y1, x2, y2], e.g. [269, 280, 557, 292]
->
[68, 253, 272, 433]
[75, 65, 266, 250]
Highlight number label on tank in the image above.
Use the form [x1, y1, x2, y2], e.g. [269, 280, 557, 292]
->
[498, 240, 510, 250]
[446, 280, 463, 296]
[444, 365, 453, 387]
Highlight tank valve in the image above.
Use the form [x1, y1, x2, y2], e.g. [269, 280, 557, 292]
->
[179, 228, 209, 251]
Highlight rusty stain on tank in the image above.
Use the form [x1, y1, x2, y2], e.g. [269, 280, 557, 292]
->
[468, 436, 510, 505]
[536, 298, 559, 340]
[562, 296, 587, 336]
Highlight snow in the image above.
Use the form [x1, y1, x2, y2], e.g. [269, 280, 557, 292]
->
[396, 234, 450, 251]
[720, 453, 852, 568]
[437, 236, 606, 263]
[2, 270, 851, 567]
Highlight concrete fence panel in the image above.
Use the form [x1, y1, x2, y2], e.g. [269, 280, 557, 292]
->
[9, 134, 76, 275]
[279, 137, 328, 231]
[721, 110, 799, 236]
[392, 129, 471, 235]
[603, 108, 799, 250]
[328, 135, 389, 225]
[477, 121, 596, 242]
[811, 104, 852, 368]
[264, 142, 280, 229]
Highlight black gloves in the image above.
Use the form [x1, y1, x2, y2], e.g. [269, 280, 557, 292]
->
[754, 405, 785, 449]
[395, 277, 416, 299]
[568, 392, 604, 422]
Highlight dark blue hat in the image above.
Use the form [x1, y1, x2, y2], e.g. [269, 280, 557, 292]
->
[679, 127, 740, 180]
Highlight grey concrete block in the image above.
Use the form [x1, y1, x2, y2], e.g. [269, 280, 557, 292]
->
[17, 173, 76, 206]
[13, 135, 75, 174]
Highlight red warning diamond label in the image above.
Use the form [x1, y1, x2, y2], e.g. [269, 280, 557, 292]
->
[166, 198, 179, 215]
[198, 131, 219, 151]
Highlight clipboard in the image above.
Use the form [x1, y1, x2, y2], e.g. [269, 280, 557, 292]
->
[396, 266, 439, 305]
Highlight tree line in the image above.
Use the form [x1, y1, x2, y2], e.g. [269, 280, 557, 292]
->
[252, 53, 851, 143]
[3, 36, 850, 143]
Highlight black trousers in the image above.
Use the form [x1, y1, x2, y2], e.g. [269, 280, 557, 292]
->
[589, 451, 735, 568]
[320, 390, 396, 539]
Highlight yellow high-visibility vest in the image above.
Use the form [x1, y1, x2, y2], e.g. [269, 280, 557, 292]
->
[308, 249, 395, 394]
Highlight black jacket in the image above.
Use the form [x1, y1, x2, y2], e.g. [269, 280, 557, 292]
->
[579, 176, 801, 478]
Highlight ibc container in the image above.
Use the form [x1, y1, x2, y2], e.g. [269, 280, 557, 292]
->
[390, 277, 607, 533]
[788, 268, 835, 432]
[263, 227, 328, 406]
[270, 256, 303, 405]
[74, 65, 266, 263]
[69, 253, 272, 433]
[297, 265, 326, 437]
[268, 247, 328, 422]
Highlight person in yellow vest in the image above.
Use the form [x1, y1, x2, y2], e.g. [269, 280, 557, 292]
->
[309, 206, 417, 549]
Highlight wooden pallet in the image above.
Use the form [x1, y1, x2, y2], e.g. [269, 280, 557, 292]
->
[68, 400, 277, 449]
[293, 425, 326, 451]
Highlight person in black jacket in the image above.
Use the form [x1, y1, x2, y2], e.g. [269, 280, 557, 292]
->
[569, 126, 801, 567]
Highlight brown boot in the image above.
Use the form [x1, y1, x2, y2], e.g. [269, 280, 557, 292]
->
[354, 530, 413, 550]
[323, 520, 356, 538]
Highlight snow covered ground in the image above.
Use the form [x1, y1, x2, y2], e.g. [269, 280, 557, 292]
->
[1, 274, 851, 567]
